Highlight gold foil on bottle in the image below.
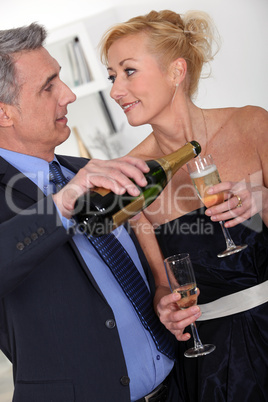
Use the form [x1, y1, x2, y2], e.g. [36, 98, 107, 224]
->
[111, 194, 146, 229]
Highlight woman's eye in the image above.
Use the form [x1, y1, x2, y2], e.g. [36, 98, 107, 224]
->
[108, 75, 116, 84]
[125, 68, 136, 77]
[107, 69, 135, 84]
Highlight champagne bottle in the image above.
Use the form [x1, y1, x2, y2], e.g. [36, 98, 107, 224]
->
[74, 141, 201, 236]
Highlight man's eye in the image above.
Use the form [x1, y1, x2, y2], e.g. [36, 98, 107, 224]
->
[108, 76, 115, 84]
[125, 68, 135, 77]
[44, 84, 53, 92]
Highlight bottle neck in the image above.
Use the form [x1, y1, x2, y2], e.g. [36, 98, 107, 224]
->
[155, 141, 200, 175]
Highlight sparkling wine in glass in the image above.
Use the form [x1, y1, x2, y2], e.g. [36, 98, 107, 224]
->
[164, 253, 216, 358]
[187, 154, 248, 258]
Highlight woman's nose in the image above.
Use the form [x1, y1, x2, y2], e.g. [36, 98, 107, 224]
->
[110, 79, 127, 102]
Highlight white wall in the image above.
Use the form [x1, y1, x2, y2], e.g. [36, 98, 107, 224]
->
[2, 0, 268, 157]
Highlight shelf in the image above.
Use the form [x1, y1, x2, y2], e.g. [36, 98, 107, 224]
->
[46, 18, 119, 158]
[45, 21, 108, 97]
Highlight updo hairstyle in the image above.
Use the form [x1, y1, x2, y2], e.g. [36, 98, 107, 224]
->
[99, 9, 220, 97]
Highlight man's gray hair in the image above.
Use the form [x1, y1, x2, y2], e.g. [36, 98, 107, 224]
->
[0, 23, 47, 105]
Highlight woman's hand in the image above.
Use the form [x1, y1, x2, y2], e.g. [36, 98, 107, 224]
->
[156, 291, 201, 341]
[205, 180, 268, 228]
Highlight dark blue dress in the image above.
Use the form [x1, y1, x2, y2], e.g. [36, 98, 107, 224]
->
[155, 208, 268, 402]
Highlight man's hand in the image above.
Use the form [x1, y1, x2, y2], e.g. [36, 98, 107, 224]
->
[52, 156, 150, 219]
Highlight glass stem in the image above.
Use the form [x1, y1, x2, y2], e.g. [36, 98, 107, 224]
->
[190, 322, 204, 350]
[219, 220, 236, 250]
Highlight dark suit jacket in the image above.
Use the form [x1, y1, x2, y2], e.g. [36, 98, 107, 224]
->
[0, 154, 157, 402]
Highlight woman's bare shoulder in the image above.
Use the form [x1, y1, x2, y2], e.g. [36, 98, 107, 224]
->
[208, 105, 267, 140]
[219, 105, 267, 127]
[232, 106, 268, 144]
[208, 105, 267, 120]
[233, 105, 267, 123]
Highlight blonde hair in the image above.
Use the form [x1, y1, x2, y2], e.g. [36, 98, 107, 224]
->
[99, 9, 221, 97]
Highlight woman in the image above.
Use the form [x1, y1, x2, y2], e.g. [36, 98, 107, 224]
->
[99, 10, 268, 402]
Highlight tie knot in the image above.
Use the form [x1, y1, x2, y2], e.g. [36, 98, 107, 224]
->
[49, 161, 69, 191]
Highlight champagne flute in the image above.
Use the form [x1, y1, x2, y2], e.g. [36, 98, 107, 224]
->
[164, 253, 216, 358]
[187, 154, 248, 258]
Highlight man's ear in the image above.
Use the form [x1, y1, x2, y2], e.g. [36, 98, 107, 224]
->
[0, 104, 13, 127]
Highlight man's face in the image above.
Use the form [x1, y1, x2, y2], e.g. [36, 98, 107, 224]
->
[3, 47, 76, 160]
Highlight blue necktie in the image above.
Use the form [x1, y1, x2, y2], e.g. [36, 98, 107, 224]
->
[49, 161, 69, 192]
[88, 233, 175, 360]
[49, 161, 175, 359]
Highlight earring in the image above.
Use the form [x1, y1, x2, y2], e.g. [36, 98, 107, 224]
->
[171, 83, 179, 104]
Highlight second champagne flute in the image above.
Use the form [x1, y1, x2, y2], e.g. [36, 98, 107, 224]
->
[187, 154, 248, 258]
[164, 253, 216, 358]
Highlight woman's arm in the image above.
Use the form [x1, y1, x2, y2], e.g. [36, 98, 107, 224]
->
[205, 107, 268, 227]
[130, 212, 201, 341]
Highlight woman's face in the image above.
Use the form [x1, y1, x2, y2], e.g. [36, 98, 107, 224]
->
[107, 33, 175, 127]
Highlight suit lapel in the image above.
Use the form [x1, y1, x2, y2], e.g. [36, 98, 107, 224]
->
[56, 154, 89, 174]
[0, 155, 89, 201]
[54, 156, 109, 298]
[0, 156, 44, 202]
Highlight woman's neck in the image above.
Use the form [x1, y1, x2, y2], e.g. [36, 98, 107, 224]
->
[151, 101, 207, 156]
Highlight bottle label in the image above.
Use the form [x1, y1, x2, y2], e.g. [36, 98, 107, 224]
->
[91, 187, 110, 197]
[112, 194, 145, 229]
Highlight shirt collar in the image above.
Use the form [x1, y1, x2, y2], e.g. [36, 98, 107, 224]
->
[0, 148, 59, 194]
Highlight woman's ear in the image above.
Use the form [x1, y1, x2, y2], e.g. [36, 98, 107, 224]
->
[0, 104, 13, 127]
[173, 58, 187, 85]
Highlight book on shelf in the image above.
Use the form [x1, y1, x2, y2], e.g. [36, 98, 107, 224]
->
[66, 37, 92, 87]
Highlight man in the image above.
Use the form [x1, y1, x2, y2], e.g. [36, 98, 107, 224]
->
[0, 23, 200, 402]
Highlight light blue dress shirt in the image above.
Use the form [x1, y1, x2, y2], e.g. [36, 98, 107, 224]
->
[0, 149, 174, 400]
